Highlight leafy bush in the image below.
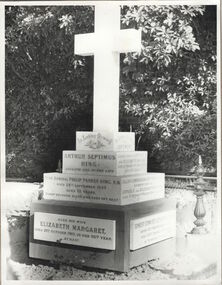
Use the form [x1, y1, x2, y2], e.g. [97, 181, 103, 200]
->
[6, 6, 94, 179]
[120, 5, 216, 173]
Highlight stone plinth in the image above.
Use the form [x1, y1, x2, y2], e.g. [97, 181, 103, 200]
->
[29, 198, 176, 272]
[43, 172, 165, 205]
[62, 150, 147, 176]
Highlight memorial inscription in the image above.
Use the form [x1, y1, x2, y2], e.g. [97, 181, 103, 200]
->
[130, 210, 176, 250]
[63, 150, 147, 176]
[34, 212, 116, 250]
[43, 172, 165, 205]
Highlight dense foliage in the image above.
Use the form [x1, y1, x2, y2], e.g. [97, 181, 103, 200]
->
[6, 6, 94, 179]
[5, 5, 217, 180]
[120, 5, 217, 173]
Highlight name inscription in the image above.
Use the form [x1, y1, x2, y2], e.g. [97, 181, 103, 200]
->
[62, 151, 147, 176]
[34, 212, 116, 250]
[43, 173, 164, 205]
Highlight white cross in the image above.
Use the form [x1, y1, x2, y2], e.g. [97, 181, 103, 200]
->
[74, 5, 141, 132]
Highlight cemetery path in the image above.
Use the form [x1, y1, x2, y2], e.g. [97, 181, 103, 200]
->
[2, 182, 218, 281]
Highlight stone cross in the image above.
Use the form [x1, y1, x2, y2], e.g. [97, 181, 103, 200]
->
[74, 5, 141, 132]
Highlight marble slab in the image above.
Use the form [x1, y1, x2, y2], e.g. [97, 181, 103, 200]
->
[130, 210, 176, 250]
[43, 172, 165, 205]
[34, 212, 116, 250]
[62, 150, 147, 176]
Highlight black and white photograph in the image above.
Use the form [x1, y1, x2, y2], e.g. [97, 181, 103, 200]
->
[0, 1, 221, 283]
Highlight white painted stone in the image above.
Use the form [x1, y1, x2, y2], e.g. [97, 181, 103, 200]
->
[62, 150, 147, 176]
[74, 5, 141, 132]
[75, 28, 141, 55]
[34, 212, 116, 250]
[76, 131, 135, 151]
[130, 210, 176, 250]
[43, 172, 165, 205]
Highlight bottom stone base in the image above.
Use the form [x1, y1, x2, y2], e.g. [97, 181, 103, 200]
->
[29, 199, 176, 272]
[29, 238, 175, 272]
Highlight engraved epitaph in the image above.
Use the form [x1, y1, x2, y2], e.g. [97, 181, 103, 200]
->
[62, 150, 147, 176]
[34, 212, 116, 250]
[43, 172, 165, 205]
[130, 210, 176, 250]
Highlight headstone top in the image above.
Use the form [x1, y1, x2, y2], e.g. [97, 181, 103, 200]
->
[75, 5, 141, 132]
[76, 131, 135, 151]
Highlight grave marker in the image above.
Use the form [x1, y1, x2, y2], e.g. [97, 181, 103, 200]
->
[29, 5, 176, 272]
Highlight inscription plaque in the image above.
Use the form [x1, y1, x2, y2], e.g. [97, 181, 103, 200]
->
[34, 212, 116, 250]
[43, 172, 165, 205]
[130, 210, 176, 250]
[63, 150, 147, 176]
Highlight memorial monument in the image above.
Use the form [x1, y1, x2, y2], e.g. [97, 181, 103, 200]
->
[29, 5, 176, 272]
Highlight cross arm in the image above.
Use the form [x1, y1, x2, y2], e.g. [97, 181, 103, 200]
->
[75, 28, 141, 56]
[114, 29, 142, 53]
[74, 33, 96, 56]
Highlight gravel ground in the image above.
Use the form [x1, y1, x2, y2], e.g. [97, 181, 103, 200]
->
[2, 182, 218, 281]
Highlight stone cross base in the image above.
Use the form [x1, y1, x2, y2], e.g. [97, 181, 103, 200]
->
[29, 199, 175, 272]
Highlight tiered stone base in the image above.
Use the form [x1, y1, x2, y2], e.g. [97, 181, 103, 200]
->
[29, 198, 175, 272]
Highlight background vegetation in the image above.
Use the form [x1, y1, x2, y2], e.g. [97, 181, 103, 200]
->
[5, 5, 217, 180]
